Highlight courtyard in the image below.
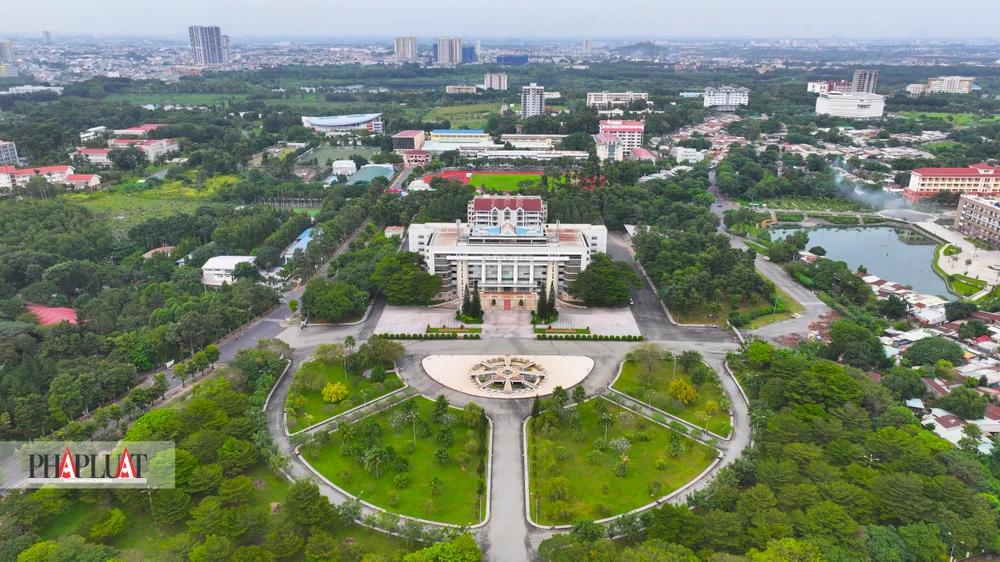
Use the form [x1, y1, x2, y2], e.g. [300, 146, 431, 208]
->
[421, 354, 594, 399]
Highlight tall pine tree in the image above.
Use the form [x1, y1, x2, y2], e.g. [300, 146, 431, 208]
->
[470, 282, 483, 319]
[547, 282, 557, 321]
[536, 282, 548, 322]
[461, 284, 472, 317]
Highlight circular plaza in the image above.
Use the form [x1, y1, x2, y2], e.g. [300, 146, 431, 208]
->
[421, 354, 595, 399]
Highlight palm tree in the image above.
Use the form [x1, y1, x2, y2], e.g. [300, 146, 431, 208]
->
[600, 412, 615, 440]
[344, 335, 356, 354]
[364, 448, 389, 478]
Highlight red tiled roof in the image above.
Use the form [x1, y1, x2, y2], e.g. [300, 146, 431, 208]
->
[630, 147, 656, 159]
[405, 150, 429, 156]
[75, 148, 111, 154]
[26, 304, 78, 325]
[0, 165, 15, 174]
[471, 196, 543, 212]
[923, 377, 949, 397]
[14, 166, 70, 176]
[393, 130, 424, 138]
[65, 174, 97, 181]
[593, 133, 620, 144]
[975, 335, 993, 343]
[912, 165, 998, 177]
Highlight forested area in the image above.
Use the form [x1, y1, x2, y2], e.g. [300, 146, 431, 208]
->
[540, 339, 1000, 561]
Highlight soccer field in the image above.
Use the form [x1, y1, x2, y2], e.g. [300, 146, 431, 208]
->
[469, 173, 544, 190]
[301, 146, 378, 164]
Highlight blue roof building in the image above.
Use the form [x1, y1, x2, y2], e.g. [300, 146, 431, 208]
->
[282, 227, 315, 263]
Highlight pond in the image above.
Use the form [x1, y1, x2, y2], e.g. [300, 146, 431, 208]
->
[773, 226, 951, 298]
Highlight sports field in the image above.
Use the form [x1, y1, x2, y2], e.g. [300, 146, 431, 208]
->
[469, 172, 545, 190]
[301, 146, 378, 164]
[423, 103, 500, 128]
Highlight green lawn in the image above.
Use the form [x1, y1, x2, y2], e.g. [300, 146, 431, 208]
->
[423, 103, 500, 129]
[527, 399, 715, 525]
[944, 245, 963, 256]
[750, 197, 867, 212]
[613, 359, 732, 437]
[899, 112, 1000, 127]
[285, 360, 403, 432]
[775, 212, 805, 222]
[303, 146, 379, 165]
[303, 396, 487, 525]
[469, 173, 544, 191]
[103, 93, 248, 106]
[950, 273, 987, 297]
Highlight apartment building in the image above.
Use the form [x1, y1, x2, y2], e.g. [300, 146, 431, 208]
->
[188, 26, 227, 65]
[446, 85, 478, 94]
[394, 37, 417, 61]
[904, 164, 1000, 202]
[956, 195, 1000, 247]
[521, 83, 545, 118]
[484, 73, 508, 90]
[0, 141, 17, 165]
[598, 120, 644, 149]
[907, 76, 976, 95]
[434, 37, 462, 65]
[815, 92, 885, 119]
[852, 70, 879, 94]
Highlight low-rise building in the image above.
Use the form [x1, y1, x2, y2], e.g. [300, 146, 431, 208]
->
[201, 256, 256, 286]
[108, 138, 179, 161]
[907, 76, 975, 95]
[815, 92, 885, 119]
[627, 147, 657, 162]
[73, 148, 112, 167]
[670, 146, 705, 163]
[330, 160, 358, 176]
[403, 150, 431, 167]
[905, 164, 1000, 202]
[112, 124, 167, 137]
[484, 72, 507, 90]
[593, 133, 624, 161]
[79, 126, 109, 142]
[477, 150, 588, 161]
[384, 226, 406, 239]
[446, 85, 478, 94]
[281, 227, 315, 264]
[586, 91, 649, 107]
[704, 86, 750, 110]
[428, 129, 491, 143]
[64, 174, 101, 190]
[807, 80, 852, 93]
[392, 130, 426, 152]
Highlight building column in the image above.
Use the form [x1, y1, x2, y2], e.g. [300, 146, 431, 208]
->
[529, 262, 535, 285]
[481, 258, 487, 285]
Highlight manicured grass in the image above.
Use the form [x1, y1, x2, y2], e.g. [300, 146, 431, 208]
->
[613, 359, 732, 437]
[674, 287, 802, 331]
[750, 197, 867, 212]
[427, 327, 482, 333]
[303, 396, 487, 525]
[285, 360, 403, 432]
[303, 146, 379, 165]
[744, 286, 807, 330]
[469, 173, 545, 191]
[951, 273, 987, 297]
[944, 245, 963, 256]
[964, 237, 996, 250]
[527, 399, 715, 525]
[744, 240, 769, 255]
[423, 103, 500, 129]
[899, 112, 1000, 127]
[823, 215, 861, 225]
[775, 212, 805, 222]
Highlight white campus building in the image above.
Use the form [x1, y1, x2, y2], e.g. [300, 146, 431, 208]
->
[484, 73, 508, 90]
[408, 195, 607, 300]
[521, 83, 545, 118]
[586, 91, 649, 107]
[201, 256, 256, 286]
[815, 92, 885, 119]
[704, 86, 750, 111]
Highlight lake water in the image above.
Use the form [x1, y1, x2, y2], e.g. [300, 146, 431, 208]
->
[773, 226, 951, 298]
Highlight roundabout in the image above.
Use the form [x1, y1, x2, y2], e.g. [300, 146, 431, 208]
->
[421, 354, 595, 398]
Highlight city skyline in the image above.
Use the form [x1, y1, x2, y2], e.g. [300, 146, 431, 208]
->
[4, 0, 1000, 39]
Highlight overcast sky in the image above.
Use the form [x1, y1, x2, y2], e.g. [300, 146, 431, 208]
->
[7, 0, 1000, 40]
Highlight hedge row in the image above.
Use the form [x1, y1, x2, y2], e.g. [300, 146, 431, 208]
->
[536, 334, 643, 341]
[376, 333, 482, 340]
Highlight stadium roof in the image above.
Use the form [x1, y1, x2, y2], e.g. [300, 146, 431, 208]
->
[305, 113, 382, 127]
[347, 164, 395, 185]
[432, 129, 485, 134]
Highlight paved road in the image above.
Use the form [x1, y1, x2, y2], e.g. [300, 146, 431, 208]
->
[391, 166, 414, 192]
[707, 170, 832, 341]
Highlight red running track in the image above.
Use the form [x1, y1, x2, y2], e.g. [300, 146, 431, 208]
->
[418, 169, 543, 185]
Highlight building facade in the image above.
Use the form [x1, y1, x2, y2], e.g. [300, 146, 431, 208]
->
[394, 37, 417, 61]
[815, 92, 885, 119]
[429, 129, 491, 143]
[0, 41, 13, 64]
[201, 256, 256, 286]
[446, 85, 478, 94]
[704, 86, 750, 110]
[392, 130, 426, 152]
[0, 141, 17, 165]
[583, 38, 591, 55]
[905, 164, 1000, 202]
[484, 73, 508, 90]
[408, 195, 607, 300]
[598, 120, 644, 149]
[907, 76, 975, 95]
[852, 70, 879, 93]
[435, 37, 462, 65]
[956, 195, 1000, 247]
[807, 80, 852, 93]
[403, 150, 431, 167]
[586, 91, 649, 107]
[188, 26, 226, 65]
[0, 65, 16, 78]
[301, 113, 384, 135]
[521, 83, 545, 118]
[220, 35, 231, 63]
[108, 138, 179, 161]
[593, 133, 623, 161]
[496, 54, 529, 66]
[74, 148, 112, 167]
[462, 45, 476, 64]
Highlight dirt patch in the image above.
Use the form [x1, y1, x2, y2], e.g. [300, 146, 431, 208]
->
[254, 479, 265, 488]
[770, 310, 841, 347]
[270, 502, 281, 514]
